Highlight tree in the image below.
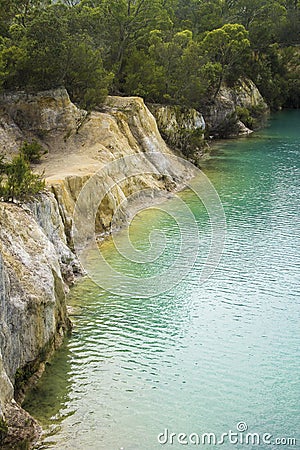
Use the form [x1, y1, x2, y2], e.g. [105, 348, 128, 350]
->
[250, 44, 300, 109]
[148, 29, 194, 101]
[224, 0, 287, 49]
[180, 40, 223, 106]
[279, 0, 300, 44]
[283, 47, 300, 107]
[174, 0, 224, 35]
[0, 3, 112, 108]
[0, 154, 45, 202]
[122, 48, 166, 101]
[83, 0, 174, 92]
[200, 23, 251, 97]
[0, 0, 50, 33]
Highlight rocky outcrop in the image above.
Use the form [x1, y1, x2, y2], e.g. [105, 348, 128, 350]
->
[0, 112, 23, 155]
[27, 193, 81, 284]
[39, 93, 195, 245]
[148, 104, 206, 165]
[0, 88, 87, 141]
[202, 78, 269, 138]
[0, 204, 67, 383]
[147, 79, 268, 146]
[0, 201, 76, 447]
[1, 89, 195, 238]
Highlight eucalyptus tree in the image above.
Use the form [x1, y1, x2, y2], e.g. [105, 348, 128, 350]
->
[173, 0, 225, 34]
[200, 23, 251, 97]
[223, 0, 287, 48]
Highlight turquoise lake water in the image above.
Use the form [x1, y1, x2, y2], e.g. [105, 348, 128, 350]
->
[24, 111, 300, 449]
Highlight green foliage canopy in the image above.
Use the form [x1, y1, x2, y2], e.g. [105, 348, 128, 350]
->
[0, 0, 298, 109]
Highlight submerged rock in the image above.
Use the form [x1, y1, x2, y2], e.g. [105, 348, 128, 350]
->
[1, 401, 42, 449]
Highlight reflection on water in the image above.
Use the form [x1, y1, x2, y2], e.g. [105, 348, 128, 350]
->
[24, 111, 300, 449]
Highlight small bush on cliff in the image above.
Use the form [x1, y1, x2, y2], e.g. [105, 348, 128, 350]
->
[0, 417, 8, 443]
[0, 154, 45, 203]
[20, 140, 46, 164]
[0, 154, 6, 174]
[236, 106, 254, 129]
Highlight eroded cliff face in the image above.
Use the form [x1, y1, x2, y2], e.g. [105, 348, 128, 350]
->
[0, 201, 75, 447]
[1, 89, 195, 238]
[202, 78, 269, 138]
[35, 92, 194, 245]
[145, 80, 268, 154]
[0, 88, 197, 446]
[27, 193, 81, 284]
[148, 104, 206, 165]
[0, 88, 86, 145]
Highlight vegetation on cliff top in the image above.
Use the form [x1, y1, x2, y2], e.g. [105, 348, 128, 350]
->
[0, 0, 299, 110]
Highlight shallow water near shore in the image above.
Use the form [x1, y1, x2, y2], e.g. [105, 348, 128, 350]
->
[24, 111, 300, 449]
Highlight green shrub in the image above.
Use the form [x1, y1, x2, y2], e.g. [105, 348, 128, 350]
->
[214, 112, 241, 138]
[236, 104, 269, 130]
[236, 106, 254, 129]
[0, 153, 7, 174]
[0, 154, 45, 203]
[20, 140, 46, 164]
[0, 417, 8, 443]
